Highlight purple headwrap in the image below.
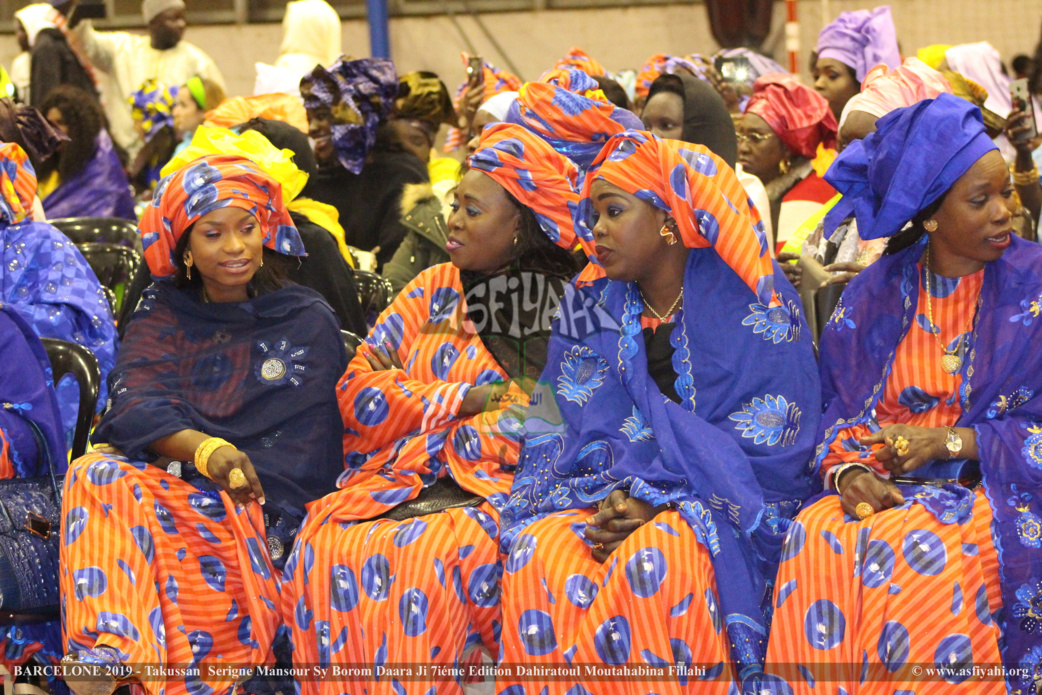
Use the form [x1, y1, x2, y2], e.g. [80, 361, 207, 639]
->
[300, 56, 398, 174]
[816, 5, 901, 83]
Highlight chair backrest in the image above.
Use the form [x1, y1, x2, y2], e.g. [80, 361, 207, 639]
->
[815, 281, 849, 342]
[39, 338, 100, 460]
[341, 330, 363, 363]
[49, 217, 141, 252]
[353, 270, 393, 328]
[76, 243, 143, 316]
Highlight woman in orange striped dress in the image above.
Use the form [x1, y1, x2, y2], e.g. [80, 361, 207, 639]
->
[280, 123, 581, 695]
[60, 155, 347, 695]
[497, 130, 820, 695]
[765, 96, 1040, 695]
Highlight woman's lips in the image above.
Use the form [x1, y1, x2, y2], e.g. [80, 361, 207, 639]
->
[445, 236, 463, 252]
[595, 245, 613, 264]
[986, 232, 1012, 250]
[219, 258, 253, 275]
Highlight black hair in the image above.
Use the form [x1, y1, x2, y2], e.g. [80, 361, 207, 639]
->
[1013, 54, 1033, 76]
[884, 191, 948, 255]
[592, 75, 632, 111]
[506, 192, 582, 278]
[172, 220, 286, 297]
[810, 51, 862, 92]
[37, 85, 104, 182]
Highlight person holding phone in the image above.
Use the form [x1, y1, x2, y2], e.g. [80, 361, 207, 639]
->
[1006, 80, 1042, 237]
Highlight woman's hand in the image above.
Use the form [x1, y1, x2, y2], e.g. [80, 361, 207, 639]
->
[1006, 104, 1042, 155]
[458, 83, 485, 136]
[776, 252, 802, 289]
[363, 341, 404, 372]
[821, 262, 866, 287]
[584, 490, 664, 563]
[458, 381, 512, 418]
[701, 63, 741, 113]
[206, 447, 265, 508]
[838, 468, 905, 518]
[859, 424, 948, 476]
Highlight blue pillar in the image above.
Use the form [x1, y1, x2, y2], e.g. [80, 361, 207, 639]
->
[367, 0, 391, 58]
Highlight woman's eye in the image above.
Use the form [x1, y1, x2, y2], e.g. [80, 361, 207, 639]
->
[970, 196, 988, 207]
[448, 201, 459, 213]
[466, 206, 480, 217]
[1002, 186, 1015, 198]
[607, 206, 623, 218]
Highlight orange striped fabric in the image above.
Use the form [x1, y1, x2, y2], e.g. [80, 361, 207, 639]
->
[61, 454, 282, 695]
[821, 264, 984, 479]
[499, 510, 735, 694]
[578, 133, 779, 308]
[765, 490, 1004, 694]
[552, 47, 607, 77]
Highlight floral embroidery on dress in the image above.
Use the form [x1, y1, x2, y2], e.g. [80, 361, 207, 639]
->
[1021, 424, 1042, 470]
[1012, 581, 1042, 635]
[987, 386, 1035, 419]
[741, 300, 801, 344]
[729, 394, 802, 447]
[556, 346, 608, 405]
[620, 406, 654, 443]
[1009, 293, 1042, 326]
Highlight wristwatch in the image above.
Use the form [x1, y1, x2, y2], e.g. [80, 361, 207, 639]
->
[944, 427, 963, 459]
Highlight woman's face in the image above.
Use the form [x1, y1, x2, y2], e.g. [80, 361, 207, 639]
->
[929, 150, 1016, 272]
[16, 20, 28, 53]
[813, 57, 859, 121]
[641, 91, 685, 141]
[446, 169, 520, 274]
[306, 106, 335, 166]
[172, 88, 205, 138]
[736, 113, 788, 183]
[390, 118, 433, 164]
[467, 109, 500, 156]
[186, 207, 264, 302]
[588, 179, 671, 284]
[46, 107, 69, 138]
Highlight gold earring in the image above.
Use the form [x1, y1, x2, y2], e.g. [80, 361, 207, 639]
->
[260, 258, 264, 267]
[659, 223, 678, 246]
[184, 254, 192, 280]
[779, 158, 791, 175]
[513, 236, 519, 247]
[924, 219, 938, 232]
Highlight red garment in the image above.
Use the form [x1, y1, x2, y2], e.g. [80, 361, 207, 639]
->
[746, 73, 838, 157]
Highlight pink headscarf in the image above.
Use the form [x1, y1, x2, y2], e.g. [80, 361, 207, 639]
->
[839, 58, 952, 126]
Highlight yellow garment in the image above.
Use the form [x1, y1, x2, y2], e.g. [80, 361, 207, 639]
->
[37, 170, 60, 200]
[203, 94, 309, 134]
[811, 143, 837, 179]
[428, 156, 461, 206]
[287, 198, 355, 268]
[780, 193, 841, 257]
[917, 45, 952, 70]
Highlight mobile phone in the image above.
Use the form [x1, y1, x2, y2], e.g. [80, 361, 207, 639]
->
[466, 55, 484, 87]
[1011, 78, 1039, 142]
[714, 56, 752, 84]
[71, 0, 108, 20]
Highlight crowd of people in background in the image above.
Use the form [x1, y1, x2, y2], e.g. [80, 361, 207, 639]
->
[1, 1, 1042, 694]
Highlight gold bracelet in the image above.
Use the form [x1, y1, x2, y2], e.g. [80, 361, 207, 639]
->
[1012, 165, 1040, 187]
[833, 462, 872, 495]
[194, 437, 234, 479]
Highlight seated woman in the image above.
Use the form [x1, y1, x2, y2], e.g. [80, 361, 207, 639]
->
[38, 85, 135, 220]
[765, 95, 1037, 695]
[280, 123, 581, 695]
[128, 79, 179, 193]
[738, 73, 838, 253]
[60, 154, 347, 695]
[497, 131, 820, 694]
[0, 140, 117, 447]
[813, 6, 901, 122]
[171, 75, 226, 156]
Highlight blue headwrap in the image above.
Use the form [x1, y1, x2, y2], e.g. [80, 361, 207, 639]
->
[823, 93, 998, 240]
[299, 57, 398, 174]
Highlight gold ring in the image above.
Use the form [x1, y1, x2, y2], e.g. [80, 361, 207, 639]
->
[228, 468, 247, 489]
[855, 502, 874, 520]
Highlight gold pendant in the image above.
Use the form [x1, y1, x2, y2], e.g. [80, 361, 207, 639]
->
[941, 353, 962, 375]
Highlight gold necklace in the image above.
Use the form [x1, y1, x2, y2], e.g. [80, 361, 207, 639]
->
[923, 246, 982, 375]
[638, 285, 683, 321]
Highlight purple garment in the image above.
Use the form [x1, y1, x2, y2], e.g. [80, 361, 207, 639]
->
[817, 235, 1042, 694]
[41, 130, 135, 221]
[816, 5, 901, 82]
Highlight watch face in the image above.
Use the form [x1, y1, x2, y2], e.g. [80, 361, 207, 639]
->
[946, 432, 963, 455]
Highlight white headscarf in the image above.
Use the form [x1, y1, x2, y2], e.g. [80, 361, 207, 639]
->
[276, 0, 342, 71]
[14, 4, 56, 49]
[476, 91, 518, 121]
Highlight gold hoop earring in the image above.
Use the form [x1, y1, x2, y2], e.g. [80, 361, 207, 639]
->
[923, 219, 938, 232]
[659, 222, 678, 246]
[779, 158, 791, 175]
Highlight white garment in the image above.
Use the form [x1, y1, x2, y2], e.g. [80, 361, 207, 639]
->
[275, 0, 341, 72]
[736, 164, 774, 256]
[253, 62, 309, 97]
[14, 4, 56, 49]
[72, 21, 225, 158]
[10, 53, 30, 103]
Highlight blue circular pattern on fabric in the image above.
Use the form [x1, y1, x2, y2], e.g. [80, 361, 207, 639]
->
[934, 634, 973, 684]
[330, 564, 359, 613]
[463, 507, 499, 540]
[399, 587, 429, 637]
[564, 574, 598, 609]
[153, 501, 178, 535]
[393, 518, 428, 548]
[188, 492, 226, 522]
[453, 425, 482, 461]
[246, 537, 271, 580]
[756, 675, 793, 695]
[187, 630, 213, 660]
[861, 540, 896, 588]
[694, 209, 720, 245]
[72, 567, 107, 600]
[198, 555, 227, 592]
[499, 686, 526, 695]
[476, 369, 502, 385]
[624, 547, 667, 598]
[468, 563, 501, 607]
[96, 611, 140, 641]
[902, 529, 947, 576]
[877, 621, 910, 672]
[362, 554, 392, 601]
[354, 387, 389, 427]
[518, 609, 557, 656]
[86, 459, 126, 486]
[432, 343, 460, 380]
[804, 599, 845, 650]
[371, 312, 405, 350]
[506, 534, 538, 574]
[781, 521, 806, 562]
[148, 606, 165, 647]
[131, 526, 154, 563]
[64, 506, 89, 546]
[594, 616, 632, 665]
[429, 287, 460, 324]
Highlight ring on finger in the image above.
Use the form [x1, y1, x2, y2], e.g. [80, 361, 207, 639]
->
[855, 502, 874, 520]
[228, 467, 248, 489]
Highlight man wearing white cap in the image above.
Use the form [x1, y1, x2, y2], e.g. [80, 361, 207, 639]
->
[70, 0, 224, 158]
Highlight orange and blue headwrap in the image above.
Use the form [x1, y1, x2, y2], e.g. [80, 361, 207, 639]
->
[300, 56, 398, 174]
[468, 123, 580, 251]
[141, 154, 306, 278]
[0, 141, 36, 225]
[824, 94, 998, 241]
[577, 130, 778, 307]
[553, 47, 607, 77]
